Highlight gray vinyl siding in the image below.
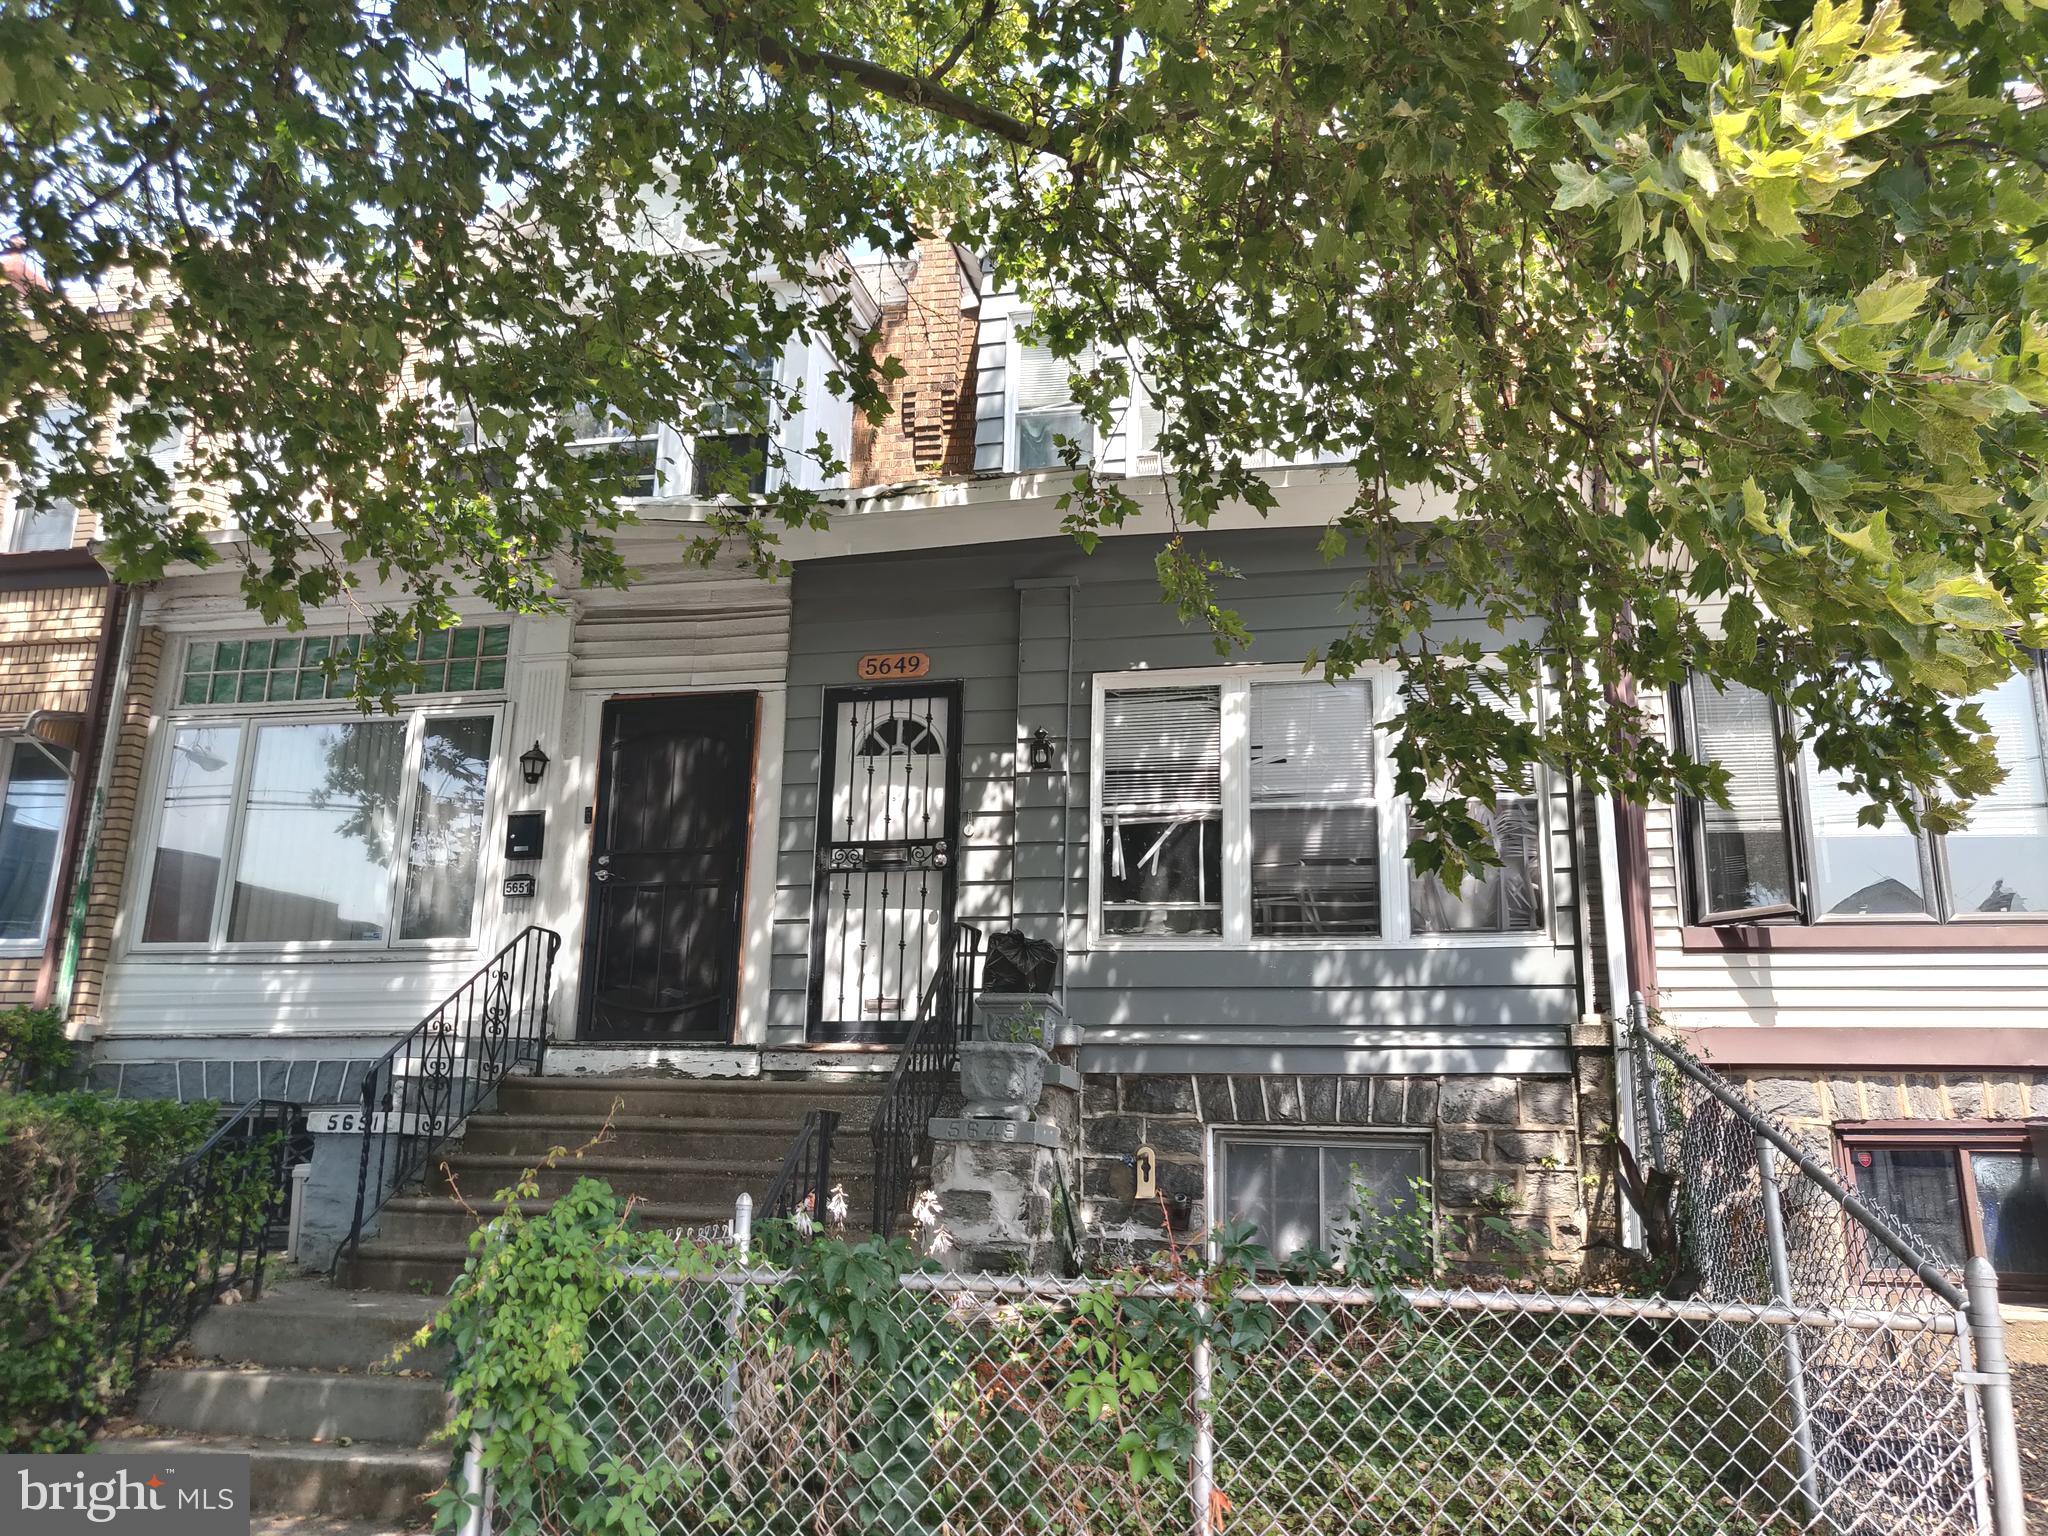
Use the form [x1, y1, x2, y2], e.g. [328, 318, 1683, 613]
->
[972, 313, 1008, 472]
[771, 530, 1585, 1064]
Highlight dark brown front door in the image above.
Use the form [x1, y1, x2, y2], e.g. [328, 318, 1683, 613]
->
[579, 693, 756, 1041]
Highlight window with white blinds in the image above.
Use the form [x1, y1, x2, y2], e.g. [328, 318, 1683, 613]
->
[1091, 666, 1550, 946]
[1100, 687, 1222, 935]
[1680, 663, 2048, 925]
[1682, 677, 1800, 922]
[1014, 340, 1091, 471]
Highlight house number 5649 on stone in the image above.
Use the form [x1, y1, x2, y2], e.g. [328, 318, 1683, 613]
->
[856, 650, 930, 680]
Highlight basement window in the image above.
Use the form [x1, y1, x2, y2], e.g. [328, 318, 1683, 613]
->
[1214, 1130, 1431, 1266]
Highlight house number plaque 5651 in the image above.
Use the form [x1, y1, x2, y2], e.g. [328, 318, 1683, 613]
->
[856, 650, 931, 680]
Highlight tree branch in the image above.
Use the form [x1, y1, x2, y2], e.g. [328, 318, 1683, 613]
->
[928, 0, 1000, 85]
[745, 27, 1072, 158]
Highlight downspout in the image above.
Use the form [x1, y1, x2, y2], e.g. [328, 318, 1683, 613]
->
[46, 585, 142, 1023]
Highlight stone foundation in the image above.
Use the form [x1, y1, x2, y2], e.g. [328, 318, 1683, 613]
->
[1730, 1068, 2048, 1140]
[1079, 1068, 1618, 1270]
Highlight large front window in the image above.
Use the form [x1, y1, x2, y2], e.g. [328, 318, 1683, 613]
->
[1091, 666, 1548, 945]
[1679, 667, 2048, 925]
[139, 707, 497, 948]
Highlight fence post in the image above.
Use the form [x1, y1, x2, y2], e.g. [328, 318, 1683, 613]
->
[1755, 1133, 1823, 1522]
[455, 1433, 492, 1536]
[1964, 1257, 2029, 1536]
[721, 1193, 754, 1425]
[734, 1191, 753, 1262]
[1189, 1299, 1215, 1536]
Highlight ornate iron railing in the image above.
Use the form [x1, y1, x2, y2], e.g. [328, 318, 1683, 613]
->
[92, 1096, 299, 1395]
[762, 1109, 841, 1225]
[869, 922, 981, 1237]
[338, 925, 560, 1272]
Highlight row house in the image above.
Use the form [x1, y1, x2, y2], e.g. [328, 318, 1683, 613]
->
[40, 239, 2042, 1293]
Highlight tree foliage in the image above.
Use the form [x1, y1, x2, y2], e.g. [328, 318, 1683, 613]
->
[3, 0, 2044, 874]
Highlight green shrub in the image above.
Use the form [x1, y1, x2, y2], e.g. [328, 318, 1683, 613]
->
[0, 1006, 74, 1093]
[0, 1092, 220, 1450]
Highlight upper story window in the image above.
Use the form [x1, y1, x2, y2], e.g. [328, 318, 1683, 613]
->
[136, 630, 507, 952]
[564, 403, 665, 499]
[692, 355, 774, 497]
[1015, 341, 1092, 471]
[1089, 664, 1550, 947]
[1678, 666, 2048, 925]
[5, 406, 82, 552]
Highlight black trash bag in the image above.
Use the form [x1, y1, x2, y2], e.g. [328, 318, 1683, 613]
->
[980, 928, 1059, 993]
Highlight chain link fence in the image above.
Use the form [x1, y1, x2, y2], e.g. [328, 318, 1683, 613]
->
[451, 1024, 2024, 1536]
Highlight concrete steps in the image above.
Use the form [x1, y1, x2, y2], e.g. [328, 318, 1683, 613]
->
[343, 1073, 882, 1294]
[102, 1279, 452, 1528]
[104, 1435, 447, 1526]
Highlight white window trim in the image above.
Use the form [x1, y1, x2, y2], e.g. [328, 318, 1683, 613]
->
[1007, 318, 1096, 475]
[1205, 1124, 1438, 1268]
[124, 671, 511, 960]
[0, 736, 74, 954]
[1086, 662, 1554, 951]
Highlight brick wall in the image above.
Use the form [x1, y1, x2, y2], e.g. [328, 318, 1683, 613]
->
[71, 624, 163, 1024]
[851, 240, 979, 486]
[1079, 1070, 1618, 1272]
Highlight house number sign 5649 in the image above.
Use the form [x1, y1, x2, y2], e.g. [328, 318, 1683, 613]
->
[856, 650, 931, 681]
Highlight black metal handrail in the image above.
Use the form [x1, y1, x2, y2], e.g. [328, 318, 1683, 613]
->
[762, 1108, 841, 1225]
[92, 1096, 299, 1394]
[337, 924, 561, 1272]
[869, 923, 982, 1237]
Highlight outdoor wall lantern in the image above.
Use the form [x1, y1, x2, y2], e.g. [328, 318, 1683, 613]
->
[520, 740, 551, 787]
[1028, 727, 1060, 774]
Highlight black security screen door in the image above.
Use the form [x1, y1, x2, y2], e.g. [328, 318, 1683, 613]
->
[580, 693, 756, 1041]
[809, 683, 962, 1043]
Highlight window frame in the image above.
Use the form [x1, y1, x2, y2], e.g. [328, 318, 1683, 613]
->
[1678, 663, 2048, 929]
[1087, 663, 1554, 950]
[128, 641, 510, 958]
[1672, 677, 1808, 926]
[1007, 326, 1095, 473]
[1209, 1125, 1436, 1268]
[1836, 1123, 2048, 1302]
[0, 736, 74, 952]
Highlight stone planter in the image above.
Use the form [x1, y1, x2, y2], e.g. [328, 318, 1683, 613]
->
[973, 992, 1063, 1051]
[957, 1040, 1046, 1122]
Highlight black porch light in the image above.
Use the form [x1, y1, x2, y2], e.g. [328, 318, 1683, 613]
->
[520, 740, 550, 786]
[1028, 727, 1060, 773]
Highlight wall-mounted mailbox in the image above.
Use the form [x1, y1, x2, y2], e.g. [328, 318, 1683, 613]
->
[505, 811, 545, 860]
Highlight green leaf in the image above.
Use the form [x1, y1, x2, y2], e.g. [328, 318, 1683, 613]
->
[1615, 191, 1645, 252]
[1551, 161, 1615, 210]
[1854, 271, 1937, 327]
[1675, 45, 1722, 83]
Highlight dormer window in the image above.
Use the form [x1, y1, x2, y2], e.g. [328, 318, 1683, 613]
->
[563, 404, 664, 499]
[6, 406, 82, 552]
[691, 355, 775, 497]
[1015, 341, 1091, 471]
